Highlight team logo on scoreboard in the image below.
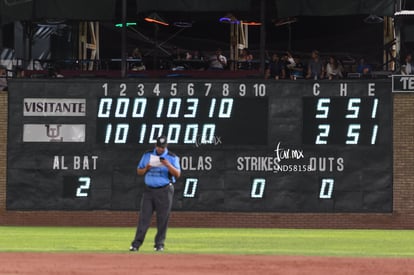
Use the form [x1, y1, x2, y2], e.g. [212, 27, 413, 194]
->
[45, 124, 62, 141]
[23, 124, 85, 142]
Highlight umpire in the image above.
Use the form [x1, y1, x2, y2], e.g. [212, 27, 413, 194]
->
[130, 135, 181, 252]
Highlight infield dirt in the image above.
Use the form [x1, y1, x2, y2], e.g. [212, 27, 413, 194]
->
[1, 253, 413, 275]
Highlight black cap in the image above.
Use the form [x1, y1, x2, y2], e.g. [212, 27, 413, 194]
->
[156, 135, 168, 148]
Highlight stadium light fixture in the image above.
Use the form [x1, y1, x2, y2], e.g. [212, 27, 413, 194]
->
[219, 13, 240, 24]
[363, 14, 384, 24]
[242, 21, 261, 26]
[173, 21, 193, 28]
[145, 12, 169, 26]
[274, 17, 298, 27]
[115, 22, 137, 28]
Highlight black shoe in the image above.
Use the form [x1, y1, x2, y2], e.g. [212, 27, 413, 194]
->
[129, 245, 139, 252]
[154, 245, 164, 251]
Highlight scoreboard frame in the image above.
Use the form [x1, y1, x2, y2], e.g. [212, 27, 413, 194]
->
[6, 79, 393, 213]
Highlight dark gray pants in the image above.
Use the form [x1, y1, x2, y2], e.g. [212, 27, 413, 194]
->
[132, 184, 174, 248]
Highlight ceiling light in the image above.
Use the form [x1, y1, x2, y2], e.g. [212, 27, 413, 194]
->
[145, 12, 169, 26]
[242, 21, 261, 26]
[219, 14, 239, 24]
[115, 22, 137, 28]
[363, 14, 384, 24]
[173, 21, 193, 28]
[274, 17, 297, 27]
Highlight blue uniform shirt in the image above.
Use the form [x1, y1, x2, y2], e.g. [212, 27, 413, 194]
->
[137, 148, 181, 187]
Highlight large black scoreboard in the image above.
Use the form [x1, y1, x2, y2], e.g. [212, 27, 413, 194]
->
[7, 79, 392, 212]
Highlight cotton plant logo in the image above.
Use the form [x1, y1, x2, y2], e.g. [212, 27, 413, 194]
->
[45, 124, 63, 142]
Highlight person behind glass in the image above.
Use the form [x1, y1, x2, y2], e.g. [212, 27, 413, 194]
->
[194, 50, 207, 61]
[285, 51, 296, 69]
[290, 57, 305, 80]
[48, 66, 64, 78]
[238, 47, 253, 70]
[191, 50, 207, 70]
[401, 53, 413, 75]
[209, 48, 227, 70]
[130, 135, 181, 252]
[281, 52, 295, 78]
[0, 66, 7, 91]
[326, 56, 343, 80]
[171, 47, 184, 60]
[15, 66, 25, 78]
[265, 53, 285, 80]
[130, 47, 146, 71]
[306, 50, 325, 80]
[170, 47, 186, 70]
[356, 57, 372, 76]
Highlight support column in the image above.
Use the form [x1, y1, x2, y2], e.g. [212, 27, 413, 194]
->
[383, 16, 396, 71]
[78, 21, 99, 71]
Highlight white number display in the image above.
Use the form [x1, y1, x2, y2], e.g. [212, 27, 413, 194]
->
[319, 178, 334, 199]
[187, 83, 194, 96]
[371, 98, 378, 118]
[253, 83, 266, 96]
[371, 125, 378, 145]
[120, 83, 127, 96]
[102, 83, 108, 96]
[239, 84, 246, 96]
[99, 98, 233, 119]
[131, 98, 147, 118]
[346, 124, 361, 144]
[170, 83, 177, 96]
[311, 98, 380, 145]
[316, 124, 330, 144]
[97, 98, 113, 118]
[153, 83, 160, 96]
[114, 124, 129, 143]
[115, 98, 130, 118]
[316, 98, 330, 118]
[222, 83, 230, 96]
[166, 98, 181, 118]
[76, 177, 91, 197]
[251, 178, 266, 198]
[137, 83, 144, 96]
[346, 98, 361, 118]
[102, 83, 267, 97]
[184, 98, 198, 118]
[204, 83, 212, 96]
[183, 178, 198, 198]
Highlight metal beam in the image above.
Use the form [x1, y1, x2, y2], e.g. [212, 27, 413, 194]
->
[121, 0, 127, 78]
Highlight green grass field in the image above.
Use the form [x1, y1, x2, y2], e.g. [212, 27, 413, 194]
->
[1, 226, 414, 257]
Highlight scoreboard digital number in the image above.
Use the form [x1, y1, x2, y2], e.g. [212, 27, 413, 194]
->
[96, 96, 268, 145]
[7, 79, 393, 212]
